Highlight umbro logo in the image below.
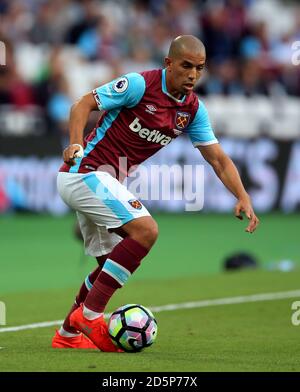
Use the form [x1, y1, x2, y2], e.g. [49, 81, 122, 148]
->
[173, 129, 183, 136]
[145, 104, 157, 115]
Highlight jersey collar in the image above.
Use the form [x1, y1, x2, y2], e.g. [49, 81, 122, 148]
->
[162, 68, 186, 104]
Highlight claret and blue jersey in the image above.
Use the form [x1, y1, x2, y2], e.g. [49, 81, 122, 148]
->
[60, 68, 218, 179]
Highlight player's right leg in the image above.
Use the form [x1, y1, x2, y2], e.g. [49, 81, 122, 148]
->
[52, 211, 122, 349]
[58, 212, 121, 339]
[52, 255, 106, 349]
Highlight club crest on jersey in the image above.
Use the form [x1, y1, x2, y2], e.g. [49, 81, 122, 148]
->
[175, 111, 190, 130]
[128, 199, 143, 210]
[113, 77, 129, 93]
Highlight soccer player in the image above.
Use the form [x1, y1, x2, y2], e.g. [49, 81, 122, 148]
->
[52, 35, 259, 351]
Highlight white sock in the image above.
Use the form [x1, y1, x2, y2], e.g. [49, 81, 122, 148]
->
[83, 305, 103, 320]
[58, 327, 80, 337]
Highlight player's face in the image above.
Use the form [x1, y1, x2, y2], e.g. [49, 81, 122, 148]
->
[165, 51, 206, 98]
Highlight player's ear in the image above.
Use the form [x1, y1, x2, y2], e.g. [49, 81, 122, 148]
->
[164, 57, 172, 69]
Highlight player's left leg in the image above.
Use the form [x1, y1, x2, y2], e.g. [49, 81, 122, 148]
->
[69, 216, 157, 352]
[57, 171, 151, 352]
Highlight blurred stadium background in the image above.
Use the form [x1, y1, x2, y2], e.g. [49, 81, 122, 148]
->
[1, 0, 300, 372]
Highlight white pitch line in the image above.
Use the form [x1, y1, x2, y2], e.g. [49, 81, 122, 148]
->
[0, 320, 64, 333]
[0, 289, 300, 334]
[150, 289, 300, 312]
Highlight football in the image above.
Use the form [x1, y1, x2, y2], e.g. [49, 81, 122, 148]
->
[108, 304, 158, 352]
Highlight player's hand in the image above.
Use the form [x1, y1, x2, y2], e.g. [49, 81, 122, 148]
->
[63, 144, 83, 166]
[234, 196, 259, 233]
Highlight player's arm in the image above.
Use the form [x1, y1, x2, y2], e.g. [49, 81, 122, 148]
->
[63, 92, 97, 166]
[63, 73, 145, 166]
[198, 143, 259, 233]
[187, 100, 259, 233]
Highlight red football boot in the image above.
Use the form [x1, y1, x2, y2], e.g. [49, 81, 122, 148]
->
[52, 330, 97, 349]
[69, 305, 122, 352]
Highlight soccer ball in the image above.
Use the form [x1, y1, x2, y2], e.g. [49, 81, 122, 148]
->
[108, 304, 158, 352]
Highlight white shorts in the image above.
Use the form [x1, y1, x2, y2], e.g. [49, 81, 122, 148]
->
[57, 171, 151, 257]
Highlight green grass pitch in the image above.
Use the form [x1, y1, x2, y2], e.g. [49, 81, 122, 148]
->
[0, 212, 300, 372]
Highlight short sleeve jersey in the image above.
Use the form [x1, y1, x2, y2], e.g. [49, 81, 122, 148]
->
[60, 69, 218, 179]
